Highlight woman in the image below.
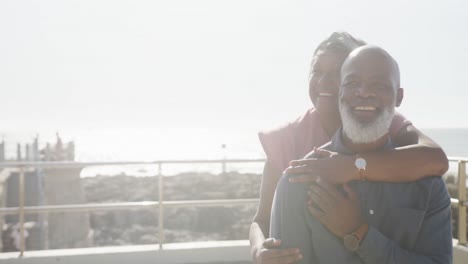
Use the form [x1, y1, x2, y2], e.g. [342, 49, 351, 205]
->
[249, 32, 448, 264]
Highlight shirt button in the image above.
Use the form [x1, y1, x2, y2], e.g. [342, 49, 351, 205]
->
[369, 209, 374, 215]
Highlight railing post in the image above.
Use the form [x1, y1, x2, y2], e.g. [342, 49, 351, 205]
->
[158, 162, 164, 249]
[18, 166, 25, 257]
[458, 161, 467, 246]
[222, 159, 226, 175]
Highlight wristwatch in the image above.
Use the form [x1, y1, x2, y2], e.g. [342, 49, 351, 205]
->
[343, 224, 368, 252]
[354, 156, 367, 181]
[343, 233, 361, 252]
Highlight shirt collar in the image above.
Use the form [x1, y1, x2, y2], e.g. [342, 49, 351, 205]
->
[329, 128, 395, 154]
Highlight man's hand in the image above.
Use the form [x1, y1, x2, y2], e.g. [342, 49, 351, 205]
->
[307, 178, 364, 238]
[255, 238, 303, 264]
[286, 148, 358, 184]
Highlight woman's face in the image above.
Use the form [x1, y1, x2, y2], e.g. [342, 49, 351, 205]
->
[309, 49, 348, 119]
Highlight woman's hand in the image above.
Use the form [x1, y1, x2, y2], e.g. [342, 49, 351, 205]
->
[285, 148, 358, 184]
[255, 238, 303, 264]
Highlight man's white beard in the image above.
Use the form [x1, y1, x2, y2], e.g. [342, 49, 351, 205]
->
[339, 101, 394, 144]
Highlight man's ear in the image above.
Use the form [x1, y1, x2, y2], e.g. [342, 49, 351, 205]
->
[395, 88, 404, 107]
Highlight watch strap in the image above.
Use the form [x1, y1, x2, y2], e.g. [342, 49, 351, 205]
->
[355, 155, 367, 181]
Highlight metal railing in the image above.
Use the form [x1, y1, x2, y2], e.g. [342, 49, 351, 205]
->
[0, 157, 466, 258]
[450, 157, 468, 246]
[0, 159, 263, 257]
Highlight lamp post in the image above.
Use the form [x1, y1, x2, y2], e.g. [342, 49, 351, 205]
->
[221, 144, 227, 175]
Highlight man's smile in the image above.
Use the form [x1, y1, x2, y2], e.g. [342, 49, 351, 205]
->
[350, 105, 381, 122]
[353, 106, 376, 111]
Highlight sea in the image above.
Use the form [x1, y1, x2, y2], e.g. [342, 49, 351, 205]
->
[1, 128, 467, 178]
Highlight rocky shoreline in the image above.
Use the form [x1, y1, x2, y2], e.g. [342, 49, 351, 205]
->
[82, 172, 262, 246]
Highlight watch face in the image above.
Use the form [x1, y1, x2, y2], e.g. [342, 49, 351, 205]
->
[355, 158, 366, 170]
[343, 234, 360, 251]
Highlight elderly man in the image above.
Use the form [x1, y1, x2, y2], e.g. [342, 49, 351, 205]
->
[270, 45, 452, 263]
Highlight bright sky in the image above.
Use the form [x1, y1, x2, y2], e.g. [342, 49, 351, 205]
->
[1, 0, 467, 137]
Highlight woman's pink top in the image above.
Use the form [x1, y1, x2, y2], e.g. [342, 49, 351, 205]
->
[259, 108, 412, 172]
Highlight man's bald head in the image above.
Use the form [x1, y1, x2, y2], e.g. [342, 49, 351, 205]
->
[341, 45, 400, 91]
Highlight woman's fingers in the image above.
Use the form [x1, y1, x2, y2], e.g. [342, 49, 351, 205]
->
[284, 165, 308, 175]
[263, 238, 281, 248]
[288, 158, 318, 167]
[284, 165, 320, 183]
[313, 148, 334, 158]
[288, 174, 318, 183]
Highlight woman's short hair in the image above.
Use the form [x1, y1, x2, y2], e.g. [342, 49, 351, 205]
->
[309, 32, 366, 76]
[313, 31, 366, 57]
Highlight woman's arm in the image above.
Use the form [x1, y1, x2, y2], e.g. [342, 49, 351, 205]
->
[286, 124, 448, 184]
[250, 161, 279, 254]
[360, 124, 448, 182]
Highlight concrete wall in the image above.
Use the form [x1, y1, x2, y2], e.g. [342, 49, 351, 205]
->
[454, 240, 468, 264]
[0, 240, 251, 264]
[43, 168, 91, 249]
[1, 240, 468, 264]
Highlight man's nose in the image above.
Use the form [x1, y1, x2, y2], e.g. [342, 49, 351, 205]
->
[355, 84, 375, 98]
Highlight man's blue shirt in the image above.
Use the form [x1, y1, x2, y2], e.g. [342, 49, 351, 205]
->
[270, 129, 452, 263]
